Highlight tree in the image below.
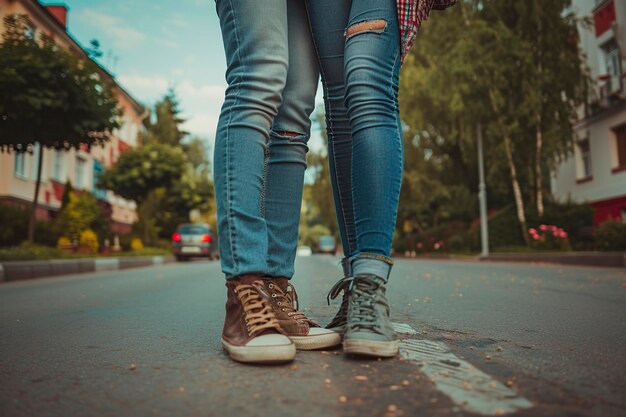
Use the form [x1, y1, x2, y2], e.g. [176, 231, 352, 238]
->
[98, 143, 188, 243]
[56, 192, 102, 242]
[0, 15, 120, 242]
[142, 89, 188, 146]
[485, 1, 587, 217]
[398, 0, 587, 244]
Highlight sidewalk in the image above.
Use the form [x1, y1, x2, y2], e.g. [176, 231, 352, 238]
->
[0, 256, 175, 282]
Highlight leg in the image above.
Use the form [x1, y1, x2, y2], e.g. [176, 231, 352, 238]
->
[265, 0, 319, 279]
[344, 0, 403, 281]
[341, 0, 402, 357]
[215, 0, 297, 364]
[214, 0, 289, 279]
[261, 0, 341, 350]
[305, 0, 357, 267]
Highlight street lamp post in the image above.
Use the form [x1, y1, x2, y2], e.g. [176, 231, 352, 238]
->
[477, 123, 489, 257]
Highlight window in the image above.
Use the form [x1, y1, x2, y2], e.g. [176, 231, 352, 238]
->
[93, 160, 106, 200]
[53, 150, 64, 180]
[23, 17, 37, 40]
[614, 124, 626, 169]
[602, 41, 622, 94]
[75, 157, 86, 189]
[14, 153, 25, 178]
[577, 139, 592, 178]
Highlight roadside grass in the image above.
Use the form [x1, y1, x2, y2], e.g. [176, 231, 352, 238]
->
[0, 242, 170, 261]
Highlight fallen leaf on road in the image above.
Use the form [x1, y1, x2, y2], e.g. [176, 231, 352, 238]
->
[389, 385, 401, 391]
[128, 364, 136, 371]
[496, 346, 504, 352]
[484, 355, 492, 360]
[325, 379, 332, 384]
[179, 386, 185, 392]
[387, 404, 398, 412]
[354, 375, 368, 381]
[401, 380, 410, 386]
[338, 396, 347, 403]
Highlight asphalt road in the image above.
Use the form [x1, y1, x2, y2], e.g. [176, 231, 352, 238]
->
[0, 256, 624, 417]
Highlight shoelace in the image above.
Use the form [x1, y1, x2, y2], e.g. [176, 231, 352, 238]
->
[348, 277, 383, 332]
[326, 276, 354, 328]
[235, 283, 281, 336]
[267, 282, 309, 323]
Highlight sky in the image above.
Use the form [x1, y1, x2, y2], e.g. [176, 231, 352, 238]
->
[40, 0, 324, 156]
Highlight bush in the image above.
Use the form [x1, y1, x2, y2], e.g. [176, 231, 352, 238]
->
[594, 221, 626, 251]
[57, 236, 72, 248]
[528, 199, 594, 250]
[0, 242, 68, 261]
[466, 206, 525, 251]
[527, 225, 572, 251]
[79, 229, 99, 253]
[0, 203, 62, 247]
[130, 238, 144, 251]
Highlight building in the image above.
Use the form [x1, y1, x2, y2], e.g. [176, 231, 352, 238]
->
[0, 0, 144, 235]
[551, 0, 626, 226]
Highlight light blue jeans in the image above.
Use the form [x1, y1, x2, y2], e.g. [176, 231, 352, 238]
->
[306, 0, 403, 281]
[214, 0, 319, 279]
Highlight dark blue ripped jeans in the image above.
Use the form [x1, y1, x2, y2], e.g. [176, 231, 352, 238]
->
[306, 0, 403, 281]
[213, 0, 319, 279]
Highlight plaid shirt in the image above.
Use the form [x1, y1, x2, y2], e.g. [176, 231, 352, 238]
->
[397, 0, 457, 63]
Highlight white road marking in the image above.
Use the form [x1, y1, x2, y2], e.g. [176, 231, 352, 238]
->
[392, 322, 418, 335]
[393, 323, 533, 416]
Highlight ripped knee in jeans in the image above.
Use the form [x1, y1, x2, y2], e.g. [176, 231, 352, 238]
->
[345, 19, 387, 39]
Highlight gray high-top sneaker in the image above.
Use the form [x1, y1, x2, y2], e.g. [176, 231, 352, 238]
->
[326, 276, 353, 334]
[343, 274, 398, 358]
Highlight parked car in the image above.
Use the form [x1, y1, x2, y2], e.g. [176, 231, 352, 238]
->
[172, 223, 219, 261]
[316, 235, 337, 255]
[296, 246, 313, 257]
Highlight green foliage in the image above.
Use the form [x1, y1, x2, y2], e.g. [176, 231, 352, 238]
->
[397, 0, 588, 244]
[299, 224, 332, 249]
[0, 242, 68, 261]
[142, 89, 188, 146]
[60, 180, 74, 210]
[527, 225, 572, 251]
[527, 199, 594, 249]
[56, 193, 102, 241]
[468, 207, 525, 250]
[130, 238, 144, 251]
[98, 143, 187, 203]
[594, 221, 626, 251]
[0, 203, 61, 247]
[79, 229, 99, 253]
[0, 14, 120, 152]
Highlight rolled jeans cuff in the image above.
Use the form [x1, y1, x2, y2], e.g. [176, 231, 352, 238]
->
[351, 254, 393, 281]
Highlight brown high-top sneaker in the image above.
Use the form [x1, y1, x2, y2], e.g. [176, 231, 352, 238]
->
[221, 275, 295, 363]
[263, 278, 341, 350]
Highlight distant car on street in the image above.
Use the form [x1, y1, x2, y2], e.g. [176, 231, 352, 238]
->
[172, 223, 219, 262]
[316, 235, 337, 255]
[296, 246, 313, 257]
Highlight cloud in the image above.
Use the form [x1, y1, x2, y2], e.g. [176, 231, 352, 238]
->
[80, 9, 146, 48]
[118, 74, 225, 146]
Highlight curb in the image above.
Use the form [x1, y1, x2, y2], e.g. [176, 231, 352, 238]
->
[479, 252, 626, 268]
[0, 256, 175, 283]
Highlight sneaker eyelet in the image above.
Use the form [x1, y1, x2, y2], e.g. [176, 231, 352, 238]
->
[272, 293, 276, 298]
[277, 302, 282, 306]
[268, 283, 273, 289]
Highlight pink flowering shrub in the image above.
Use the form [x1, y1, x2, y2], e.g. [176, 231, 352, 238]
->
[528, 224, 572, 251]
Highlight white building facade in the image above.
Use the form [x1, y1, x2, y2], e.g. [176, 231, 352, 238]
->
[552, 0, 626, 225]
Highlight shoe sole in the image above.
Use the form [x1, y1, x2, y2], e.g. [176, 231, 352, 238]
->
[290, 332, 342, 350]
[221, 338, 296, 364]
[343, 339, 399, 358]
